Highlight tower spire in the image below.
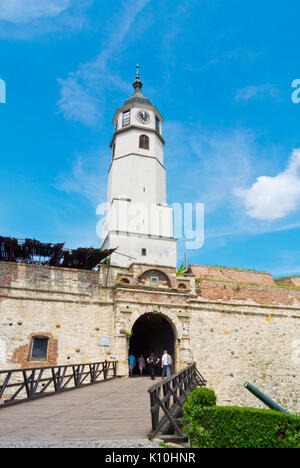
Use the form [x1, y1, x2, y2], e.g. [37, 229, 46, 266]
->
[132, 64, 143, 96]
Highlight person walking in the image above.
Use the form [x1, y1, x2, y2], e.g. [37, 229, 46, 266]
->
[161, 350, 173, 379]
[147, 352, 160, 380]
[138, 354, 145, 376]
[128, 353, 136, 378]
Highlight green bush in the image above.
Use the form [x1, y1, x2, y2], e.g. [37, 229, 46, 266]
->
[182, 388, 217, 420]
[182, 405, 300, 448]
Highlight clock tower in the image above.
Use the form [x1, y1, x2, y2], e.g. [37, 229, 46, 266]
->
[101, 67, 177, 268]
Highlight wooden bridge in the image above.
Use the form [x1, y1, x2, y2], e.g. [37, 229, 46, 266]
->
[0, 362, 206, 443]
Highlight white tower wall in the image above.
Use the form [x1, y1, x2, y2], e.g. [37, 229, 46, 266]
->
[108, 155, 166, 204]
[102, 69, 177, 268]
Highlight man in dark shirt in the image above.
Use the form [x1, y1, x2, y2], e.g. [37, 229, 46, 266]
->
[147, 352, 160, 380]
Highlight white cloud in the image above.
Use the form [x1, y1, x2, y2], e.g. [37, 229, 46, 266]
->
[57, 0, 151, 126]
[235, 83, 280, 102]
[0, 0, 90, 37]
[236, 149, 300, 220]
[272, 265, 300, 277]
[55, 151, 108, 205]
[201, 47, 262, 71]
[163, 121, 300, 240]
[57, 77, 101, 127]
[164, 122, 258, 211]
[0, 0, 71, 24]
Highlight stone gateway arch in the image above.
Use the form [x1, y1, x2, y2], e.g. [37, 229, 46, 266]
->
[129, 313, 176, 375]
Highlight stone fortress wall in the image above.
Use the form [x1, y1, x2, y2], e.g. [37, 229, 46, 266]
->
[0, 261, 299, 414]
[0, 262, 115, 369]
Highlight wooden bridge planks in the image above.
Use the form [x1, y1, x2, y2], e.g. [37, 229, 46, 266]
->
[0, 377, 153, 442]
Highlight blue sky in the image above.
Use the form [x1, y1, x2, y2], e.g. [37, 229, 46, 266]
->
[0, 0, 300, 277]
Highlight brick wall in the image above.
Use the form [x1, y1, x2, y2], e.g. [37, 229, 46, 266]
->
[190, 264, 275, 286]
[275, 276, 300, 287]
[197, 280, 300, 307]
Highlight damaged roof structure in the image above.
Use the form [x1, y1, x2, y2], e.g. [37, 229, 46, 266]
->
[0, 236, 115, 270]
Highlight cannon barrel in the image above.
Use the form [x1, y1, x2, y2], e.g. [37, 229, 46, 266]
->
[244, 382, 289, 414]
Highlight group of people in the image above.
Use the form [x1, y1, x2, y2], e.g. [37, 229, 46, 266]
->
[128, 350, 173, 380]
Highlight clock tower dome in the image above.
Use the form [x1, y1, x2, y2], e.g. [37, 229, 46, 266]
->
[101, 66, 177, 268]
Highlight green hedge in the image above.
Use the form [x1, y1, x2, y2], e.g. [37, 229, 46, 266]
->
[182, 405, 300, 448]
[182, 387, 217, 420]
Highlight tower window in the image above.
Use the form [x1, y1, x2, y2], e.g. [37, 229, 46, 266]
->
[155, 116, 160, 132]
[30, 337, 49, 361]
[139, 135, 150, 150]
[123, 110, 130, 127]
[112, 143, 116, 160]
[141, 248, 147, 256]
[115, 120, 118, 132]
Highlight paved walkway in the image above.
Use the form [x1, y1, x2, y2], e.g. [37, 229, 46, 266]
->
[0, 376, 155, 443]
[0, 440, 161, 449]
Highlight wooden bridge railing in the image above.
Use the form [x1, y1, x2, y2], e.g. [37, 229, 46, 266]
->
[148, 363, 206, 440]
[0, 361, 117, 409]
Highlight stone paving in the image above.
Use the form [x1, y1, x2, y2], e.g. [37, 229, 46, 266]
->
[0, 439, 161, 449]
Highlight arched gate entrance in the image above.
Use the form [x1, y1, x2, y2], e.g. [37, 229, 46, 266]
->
[129, 313, 175, 376]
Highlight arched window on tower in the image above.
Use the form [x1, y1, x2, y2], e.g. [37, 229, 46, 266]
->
[139, 135, 150, 150]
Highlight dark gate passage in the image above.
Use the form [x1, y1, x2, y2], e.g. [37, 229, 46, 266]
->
[129, 313, 175, 375]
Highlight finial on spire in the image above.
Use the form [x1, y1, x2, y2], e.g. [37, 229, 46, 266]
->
[133, 64, 143, 95]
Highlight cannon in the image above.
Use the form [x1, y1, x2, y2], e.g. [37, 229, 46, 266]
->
[244, 382, 289, 414]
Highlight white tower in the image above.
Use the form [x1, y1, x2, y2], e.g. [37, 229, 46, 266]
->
[101, 67, 177, 268]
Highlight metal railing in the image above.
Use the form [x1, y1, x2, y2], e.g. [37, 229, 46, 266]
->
[0, 361, 117, 409]
[148, 363, 206, 439]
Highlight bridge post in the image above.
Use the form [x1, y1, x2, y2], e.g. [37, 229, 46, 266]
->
[148, 362, 207, 441]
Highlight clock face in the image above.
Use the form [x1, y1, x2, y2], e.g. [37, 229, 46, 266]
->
[137, 110, 151, 123]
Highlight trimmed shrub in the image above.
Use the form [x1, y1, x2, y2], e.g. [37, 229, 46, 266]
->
[182, 405, 300, 448]
[182, 388, 217, 420]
